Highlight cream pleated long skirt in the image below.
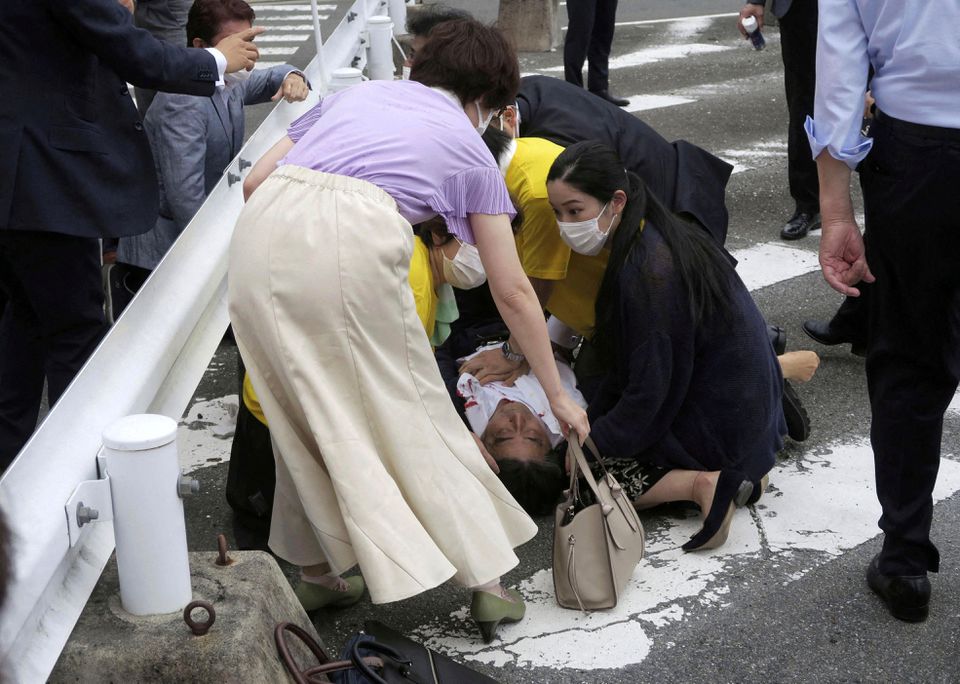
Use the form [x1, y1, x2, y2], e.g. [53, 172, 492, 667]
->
[228, 166, 537, 604]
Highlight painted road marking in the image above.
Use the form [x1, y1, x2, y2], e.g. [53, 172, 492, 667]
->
[253, 24, 315, 31]
[259, 46, 299, 55]
[732, 242, 821, 291]
[541, 43, 731, 73]
[720, 138, 788, 175]
[624, 94, 697, 113]
[253, 61, 290, 70]
[255, 3, 335, 10]
[561, 12, 740, 31]
[413, 442, 960, 670]
[254, 33, 312, 42]
[258, 15, 321, 23]
[179, 397, 238, 473]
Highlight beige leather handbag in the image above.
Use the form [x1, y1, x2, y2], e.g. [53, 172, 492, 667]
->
[553, 434, 645, 611]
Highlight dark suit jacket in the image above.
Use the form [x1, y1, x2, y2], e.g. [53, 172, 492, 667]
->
[0, 0, 220, 238]
[517, 76, 734, 249]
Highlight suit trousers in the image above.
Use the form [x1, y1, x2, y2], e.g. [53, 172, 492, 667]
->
[778, 0, 819, 214]
[0, 231, 108, 470]
[827, 281, 870, 345]
[564, 0, 619, 93]
[861, 113, 960, 576]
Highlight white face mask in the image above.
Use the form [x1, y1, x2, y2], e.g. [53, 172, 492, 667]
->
[442, 241, 487, 289]
[401, 65, 411, 80]
[557, 202, 613, 256]
[224, 68, 252, 86]
[474, 101, 496, 135]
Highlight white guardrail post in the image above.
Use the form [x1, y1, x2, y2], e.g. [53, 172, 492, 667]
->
[366, 15, 395, 81]
[0, 0, 386, 680]
[103, 415, 194, 616]
[388, 0, 407, 36]
[329, 67, 364, 92]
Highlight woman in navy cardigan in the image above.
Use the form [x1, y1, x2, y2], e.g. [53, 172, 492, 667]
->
[547, 142, 786, 551]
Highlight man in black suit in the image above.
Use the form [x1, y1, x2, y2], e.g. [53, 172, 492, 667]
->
[739, 0, 820, 240]
[563, 0, 627, 106]
[0, 0, 262, 470]
[516, 75, 733, 249]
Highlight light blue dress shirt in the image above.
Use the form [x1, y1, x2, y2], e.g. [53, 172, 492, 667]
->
[805, 1, 960, 169]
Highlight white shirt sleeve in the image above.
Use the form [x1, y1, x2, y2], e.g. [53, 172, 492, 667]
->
[803, 0, 873, 169]
[205, 47, 228, 87]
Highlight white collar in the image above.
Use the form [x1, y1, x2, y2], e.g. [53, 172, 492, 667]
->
[429, 87, 462, 109]
[498, 139, 517, 178]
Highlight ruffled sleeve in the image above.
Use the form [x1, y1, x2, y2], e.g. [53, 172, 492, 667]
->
[427, 166, 516, 244]
[286, 100, 324, 143]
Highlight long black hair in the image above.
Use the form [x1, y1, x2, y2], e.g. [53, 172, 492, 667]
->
[547, 141, 734, 363]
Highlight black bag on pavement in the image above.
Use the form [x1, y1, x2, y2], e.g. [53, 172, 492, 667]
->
[275, 620, 499, 684]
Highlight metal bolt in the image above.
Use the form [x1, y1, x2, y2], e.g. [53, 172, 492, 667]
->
[76, 502, 99, 527]
[215, 534, 233, 566]
[347, 10, 357, 21]
[227, 171, 241, 187]
[177, 473, 200, 498]
[238, 157, 252, 171]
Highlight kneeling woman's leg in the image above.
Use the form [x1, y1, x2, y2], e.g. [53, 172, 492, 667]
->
[633, 468, 762, 551]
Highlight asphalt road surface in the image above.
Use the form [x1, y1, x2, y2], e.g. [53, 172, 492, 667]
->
[172, 2, 960, 682]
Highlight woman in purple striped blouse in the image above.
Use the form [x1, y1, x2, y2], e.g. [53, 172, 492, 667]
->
[228, 19, 589, 643]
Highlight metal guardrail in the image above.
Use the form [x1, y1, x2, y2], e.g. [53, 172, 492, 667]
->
[0, 0, 392, 679]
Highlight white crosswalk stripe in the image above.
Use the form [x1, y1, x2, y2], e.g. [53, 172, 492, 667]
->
[254, 24, 315, 31]
[258, 46, 299, 55]
[541, 43, 731, 73]
[256, 3, 335, 10]
[254, 33, 312, 42]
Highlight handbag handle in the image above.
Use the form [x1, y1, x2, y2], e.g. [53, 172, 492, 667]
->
[350, 637, 418, 683]
[275, 622, 336, 684]
[566, 432, 611, 510]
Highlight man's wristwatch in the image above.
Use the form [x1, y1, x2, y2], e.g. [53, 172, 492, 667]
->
[501, 340, 525, 363]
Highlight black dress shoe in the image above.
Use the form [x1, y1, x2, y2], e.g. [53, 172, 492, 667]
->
[591, 90, 630, 107]
[866, 555, 930, 622]
[682, 470, 751, 551]
[781, 380, 810, 442]
[780, 211, 821, 240]
[802, 319, 867, 357]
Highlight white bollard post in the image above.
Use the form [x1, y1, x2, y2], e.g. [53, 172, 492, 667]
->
[103, 414, 193, 616]
[366, 15, 395, 81]
[388, 0, 407, 36]
[328, 67, 364, 92]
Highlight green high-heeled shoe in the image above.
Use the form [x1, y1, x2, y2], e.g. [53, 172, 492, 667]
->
[470, 588, 525, 643]
[295, 575, 365, 611]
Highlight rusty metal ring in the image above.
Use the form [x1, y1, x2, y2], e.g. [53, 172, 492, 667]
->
[183, 600, 216, 636]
